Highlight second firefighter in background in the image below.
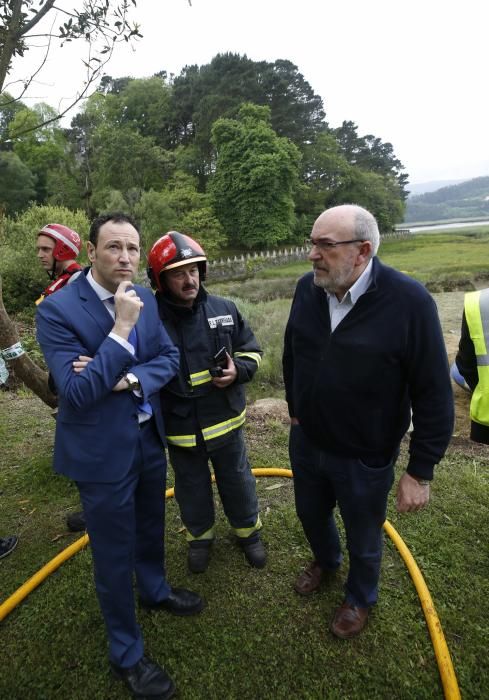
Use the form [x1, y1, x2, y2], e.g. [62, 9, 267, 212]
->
[148, 232, 265, 573]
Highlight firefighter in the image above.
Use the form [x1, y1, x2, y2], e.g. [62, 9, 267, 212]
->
[148, 232, 266, 573]
[36, 223, 86, 532]
[36, 223, 83, 304]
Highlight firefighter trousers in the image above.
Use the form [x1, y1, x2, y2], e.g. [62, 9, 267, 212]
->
[169, 428, 260, 540]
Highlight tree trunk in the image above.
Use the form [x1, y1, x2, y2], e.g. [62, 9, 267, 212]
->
[0, 274, 57, 408]
[0, 0, 23, 94]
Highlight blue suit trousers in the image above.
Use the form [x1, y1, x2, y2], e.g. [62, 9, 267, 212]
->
[77, 419, 171, 668]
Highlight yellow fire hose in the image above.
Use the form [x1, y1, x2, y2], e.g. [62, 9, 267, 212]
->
[0, 468, 460, 699]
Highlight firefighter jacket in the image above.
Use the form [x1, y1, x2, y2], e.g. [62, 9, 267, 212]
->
[156, 286, 262, 451]
[35, 262, 83, 305]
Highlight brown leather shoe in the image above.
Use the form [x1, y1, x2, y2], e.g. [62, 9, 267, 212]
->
[294, 561, 324, 595]
[331, 601, 369, 639]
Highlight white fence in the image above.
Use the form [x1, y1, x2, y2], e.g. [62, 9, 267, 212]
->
[207, 229, 411, 281]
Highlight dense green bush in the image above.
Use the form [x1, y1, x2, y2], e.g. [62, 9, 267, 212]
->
[0, 205, 89, 314]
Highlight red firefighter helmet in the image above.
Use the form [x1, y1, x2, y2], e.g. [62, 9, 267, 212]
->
[147, 231, 207, 292]
[38, 224, 82, 262]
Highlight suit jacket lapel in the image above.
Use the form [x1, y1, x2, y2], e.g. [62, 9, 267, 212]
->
[76, 270, 114, 339]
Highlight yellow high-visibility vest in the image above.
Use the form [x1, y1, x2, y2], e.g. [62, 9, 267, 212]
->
[464, 289, 489, 426]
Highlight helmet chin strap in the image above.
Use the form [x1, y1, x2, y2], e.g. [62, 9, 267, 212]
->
[47, 258, 57, 280]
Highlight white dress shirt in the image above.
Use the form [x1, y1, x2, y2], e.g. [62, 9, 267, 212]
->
[86, 269, 135, 354]
[327, 259, 373, 332]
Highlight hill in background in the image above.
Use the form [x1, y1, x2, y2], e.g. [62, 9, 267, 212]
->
[405, 176, 489, 223]
[407, 179, 466, 197]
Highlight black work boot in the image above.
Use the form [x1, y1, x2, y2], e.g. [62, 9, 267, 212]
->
[239, 533, 267, 569]
[187, 540, 212, 573]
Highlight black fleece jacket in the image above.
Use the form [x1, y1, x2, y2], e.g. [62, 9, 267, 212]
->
[283, 257, 454, 480]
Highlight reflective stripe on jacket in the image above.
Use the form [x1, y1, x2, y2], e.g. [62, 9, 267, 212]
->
[158, 288, 262, 450]
[464, 289, 489, 426]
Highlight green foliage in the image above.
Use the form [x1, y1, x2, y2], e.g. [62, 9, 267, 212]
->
[0, 204, 89, 313]
[333, 120, 408, 199]
[105, 76, 174, 149]
[90, 188, 129, 214]
[1, 53, 409, 241]
[90, 124, 175, 196]
[171, 53, 326, 152]
[297, 130, 406, 231]
[210, 103, 301, 248]
[0, 152, 36, 215]
[0, 91, 25, 143]
[134, 177, 226, 256]
[334, 169, 405, 232]
[133, 189, 178, 249]
[180, 206, 226, 259]
[378, 230, 489, 286]
[9, 104, 67, 203]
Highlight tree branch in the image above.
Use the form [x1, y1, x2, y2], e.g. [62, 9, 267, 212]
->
[16, 0, 57, 39]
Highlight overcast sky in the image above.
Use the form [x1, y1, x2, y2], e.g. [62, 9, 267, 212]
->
[5, 0, 489, 185]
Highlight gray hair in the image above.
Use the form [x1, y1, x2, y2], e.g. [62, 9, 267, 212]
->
[353, 206, 380, 256]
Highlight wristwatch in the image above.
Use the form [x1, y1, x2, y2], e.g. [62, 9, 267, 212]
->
[124, 372, 140, 391]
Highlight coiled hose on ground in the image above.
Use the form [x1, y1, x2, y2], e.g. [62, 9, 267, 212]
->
[0, 467, 460, 699]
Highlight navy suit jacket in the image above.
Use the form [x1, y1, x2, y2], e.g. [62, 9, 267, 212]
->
[36, 269, 179, 483]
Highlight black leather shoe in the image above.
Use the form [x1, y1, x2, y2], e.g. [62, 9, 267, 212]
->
[140, 588, 204, 616]
[111, 655, 175, 699]
[66, 510, 86, 532]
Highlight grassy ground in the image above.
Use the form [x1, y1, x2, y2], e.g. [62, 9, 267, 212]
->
[1, 229, 489, 698]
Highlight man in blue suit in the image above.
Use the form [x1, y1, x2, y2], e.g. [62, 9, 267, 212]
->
[36, 213, 203, 699]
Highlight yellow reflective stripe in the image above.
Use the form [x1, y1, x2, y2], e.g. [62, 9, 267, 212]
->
[471, 366, 489, 424]
[234, 351, 262, 366]
[234, 516, 262, 539]
[186, 527, 215, 542]
[189, 369, 212, 387]
[465, 291, 486, 356]
[167, 434, 197, 447]
[167, 410, 246, 448]
[202, 409, 246, 442]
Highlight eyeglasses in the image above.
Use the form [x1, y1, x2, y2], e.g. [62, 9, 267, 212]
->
[305, 238, 365, 251]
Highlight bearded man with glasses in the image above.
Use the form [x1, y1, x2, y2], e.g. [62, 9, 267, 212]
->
[283, 204, 453, 639]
